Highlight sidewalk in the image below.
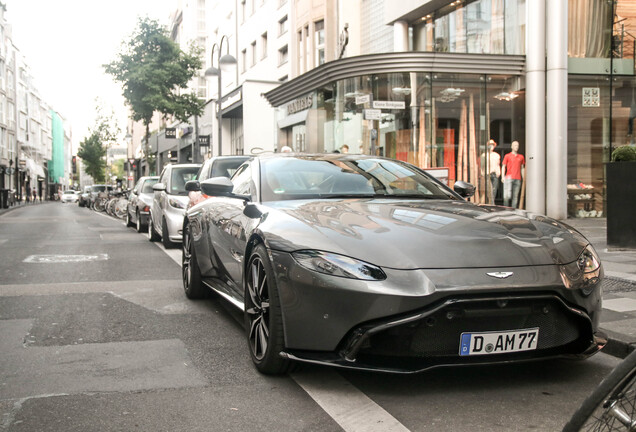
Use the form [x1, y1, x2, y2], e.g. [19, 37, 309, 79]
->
[564, 217, 636, 359]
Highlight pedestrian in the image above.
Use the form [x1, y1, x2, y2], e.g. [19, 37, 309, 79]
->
[32, 187, 38, 203]
[502, 140, 525, 208]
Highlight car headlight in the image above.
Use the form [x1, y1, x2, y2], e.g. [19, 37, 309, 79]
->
[560, 245, 601, 295]
[292, 250, 386, 280]
[168, 198, 186, 209]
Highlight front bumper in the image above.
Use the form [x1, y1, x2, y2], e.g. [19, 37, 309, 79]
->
[270, 250, 604, 373]
[163, 204, 185, 242]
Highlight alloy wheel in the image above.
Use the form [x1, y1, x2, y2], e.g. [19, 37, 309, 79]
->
[246, 257, 270, 361]
[182, 228, 191, 289]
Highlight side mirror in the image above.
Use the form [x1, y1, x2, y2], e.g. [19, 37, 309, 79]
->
[454, 181, 475, 198]
[200, 177, 234, 197]
[153, 183, 166, 192]
[185, 180, 200, 192]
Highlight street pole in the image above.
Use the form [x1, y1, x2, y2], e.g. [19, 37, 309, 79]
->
[217, 70, 222, 157]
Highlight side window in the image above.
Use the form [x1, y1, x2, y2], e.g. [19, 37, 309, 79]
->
[232, 163, 252, 196]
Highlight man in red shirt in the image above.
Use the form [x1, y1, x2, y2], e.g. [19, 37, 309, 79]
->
[502, 140, 525, 208]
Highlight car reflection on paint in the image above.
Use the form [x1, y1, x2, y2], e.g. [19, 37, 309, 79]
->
[181, 153, 605, 375]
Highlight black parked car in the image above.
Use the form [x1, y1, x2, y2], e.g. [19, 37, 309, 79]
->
[181, 153, 605, 375]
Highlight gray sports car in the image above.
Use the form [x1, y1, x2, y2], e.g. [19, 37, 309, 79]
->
[182, 153, 605, 374]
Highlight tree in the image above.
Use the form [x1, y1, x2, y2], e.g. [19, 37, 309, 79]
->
[77, 132, 106, 183]
[104, 17, 204, 174]
[77, 102, 122, 184]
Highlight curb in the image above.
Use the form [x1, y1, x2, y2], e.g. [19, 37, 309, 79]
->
[600, 328, 636, 359]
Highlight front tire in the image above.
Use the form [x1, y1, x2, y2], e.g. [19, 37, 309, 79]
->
[162, 217, 177, 249]
[182, 223, 206, 299]
[147, 215, 160, 242]
[244, 244, 290, 375]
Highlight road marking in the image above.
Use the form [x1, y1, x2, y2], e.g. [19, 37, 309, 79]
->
[150, 232, 412, 432]
[604, 298, 636, 312]
[292, 369, 410, 432]
[23, 254, 109, 263]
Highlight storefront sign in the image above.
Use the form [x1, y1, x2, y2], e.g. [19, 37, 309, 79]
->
[198, 135, 210, 147]
[582, 87, 600, 107]
[364, 109, 381, 120]
[287, 94, 313, 115]
[373, 101, 406, 110]
[166, 128, 177, 139]
[356, 94, 371, 105]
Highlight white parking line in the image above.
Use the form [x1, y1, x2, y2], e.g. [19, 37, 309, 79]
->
[292, 369, 410, 432]
[150, 231, 411, 432]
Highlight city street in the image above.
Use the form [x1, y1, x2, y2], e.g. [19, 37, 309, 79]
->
[0, 202, 623, 431]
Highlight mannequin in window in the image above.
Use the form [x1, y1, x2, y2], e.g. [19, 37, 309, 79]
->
[502, 140, 525, 208]
[480, 139, 501, 204]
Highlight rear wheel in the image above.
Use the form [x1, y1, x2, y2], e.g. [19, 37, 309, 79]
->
[244, 244, 290, 375]
[182, 223, 206, 299]
[136, 211, 145, 233]
[162, 217, 178, 249]
[126, 208, 134, 227]
[147, 215, 160, 242]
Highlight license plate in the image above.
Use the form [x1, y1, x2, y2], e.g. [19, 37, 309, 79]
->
[459, 328, 539, 356]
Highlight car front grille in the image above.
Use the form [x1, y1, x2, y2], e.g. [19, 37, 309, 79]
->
[354, 296, 590, 361]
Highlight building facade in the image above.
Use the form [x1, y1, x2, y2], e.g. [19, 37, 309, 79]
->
[264, 0, 635, 220]
[0, 2, 66, 203]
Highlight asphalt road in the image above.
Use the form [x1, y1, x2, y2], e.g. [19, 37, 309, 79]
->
[0, 202, 622, 431]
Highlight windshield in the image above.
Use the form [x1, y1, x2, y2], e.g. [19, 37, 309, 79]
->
[142, 178, 159, 194]
[63, 191, 75, 195]
[170, 167, 199, 195]
[260, 156, 456, 202]
[91, 185, 106, 192]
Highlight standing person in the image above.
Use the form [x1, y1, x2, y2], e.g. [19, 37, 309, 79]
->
[32, 187, 38, 203]
[480, 139, 501, 204]
[502, 140, 525, 208]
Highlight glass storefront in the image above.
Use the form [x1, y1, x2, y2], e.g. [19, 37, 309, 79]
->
[277, 71, 525, 206]
[413, 0, 526, 55]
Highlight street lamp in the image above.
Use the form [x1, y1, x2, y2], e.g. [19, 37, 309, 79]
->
[204, 35, 237, 157]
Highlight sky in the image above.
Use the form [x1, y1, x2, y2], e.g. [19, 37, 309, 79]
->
[4, 0, 177, 151]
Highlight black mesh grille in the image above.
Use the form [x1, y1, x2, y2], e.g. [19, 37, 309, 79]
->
[357, 297, 589, 359]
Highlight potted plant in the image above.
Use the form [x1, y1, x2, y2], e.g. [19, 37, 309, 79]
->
[606, 145, 636, 248]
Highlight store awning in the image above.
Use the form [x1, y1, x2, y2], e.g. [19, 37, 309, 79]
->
[277, 109, 309, 129]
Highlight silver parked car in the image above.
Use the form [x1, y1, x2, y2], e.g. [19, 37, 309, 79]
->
[126, 176, 159, 233]
[148, 163, 200, 248]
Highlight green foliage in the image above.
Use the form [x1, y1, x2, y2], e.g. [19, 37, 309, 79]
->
[77, 102, 122, 183]
[611, 145, 636, 162]
[78, 131, 106, 183]
[104, 17, 204, 138]
[111, 158, 125, 179]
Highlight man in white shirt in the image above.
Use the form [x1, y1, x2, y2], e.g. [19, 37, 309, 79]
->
[480, 139, 501, 204]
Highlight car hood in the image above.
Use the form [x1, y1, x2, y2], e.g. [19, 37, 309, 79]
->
[259, 199, 589, 269]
